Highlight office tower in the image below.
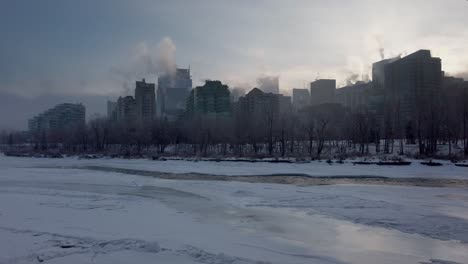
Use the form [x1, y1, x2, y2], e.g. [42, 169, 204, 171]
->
[384, 50, 442, 127]
[157, 68, 193, 119]
[292, 88, 310, 111]
[115, 96, 137, 123]
[107, 101, 117, 119]
[186, 80, 231, 116]
[135, 78, 156, 124]
[310, 79, 336, 105]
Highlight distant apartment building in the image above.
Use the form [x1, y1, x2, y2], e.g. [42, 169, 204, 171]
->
[157, 68, 192, 119]
[186, 80, 231, 116]
[115, 96, 137, 123]
[135, 79, 156, 124]
[174, 68, 192, 89]
[278, 94, 292, 115]
[237, 88, 291, 118]
[335, 82, 373, 110]
[372, 57, 400, 92]
[237, 88, 270, 115]
[442, 75, 468, 117]
[292, 88, 310, 111]
[107, 100, 117, 118]
[108, 79, 156, 125]
[310, 79, 336, 105]
[28, 103, 85, 134]
[383, 50, 442, 127]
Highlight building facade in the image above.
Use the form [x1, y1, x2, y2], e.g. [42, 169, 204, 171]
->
[335, 82, 373, 110]
[115, 96, 137, 123]
[186, 80, 231, 116]
[28, 103, 85, 135]
[292, 88, 310, 111]
[135, 79, 156, 124]
[310, 79, 336, 106]
[237, 88, 291, 118]
[383, 50, 442, 128]
[157, 68, 192, 119]
[107, 101, 117, 119]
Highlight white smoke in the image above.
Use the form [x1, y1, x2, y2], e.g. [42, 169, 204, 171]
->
[257, 75, 279, 94]
[111, 37, 178, 93]
[156, 37, 177, 77]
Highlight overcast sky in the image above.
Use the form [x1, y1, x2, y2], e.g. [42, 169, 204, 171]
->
[1, 0, 468, 130]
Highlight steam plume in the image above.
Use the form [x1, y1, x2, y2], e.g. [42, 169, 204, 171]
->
[257, 75, 279, 94]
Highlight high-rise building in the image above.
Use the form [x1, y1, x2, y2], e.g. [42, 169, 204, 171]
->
[174, 68, 192, 90]
[115, 96, 137, 123]
[135, 79, 156, 124]
[156, 74, 171, 118]
[186, 80, 231, 116]
[310, 79, 336, 105]
[237, 88, 291, 118]
[278, 95, 292, 115]
[107, 101, 117, 119]
[157, 68, 192, 119]
[384, 50, 442, 127]
[372, 57, 400, 91]
[335, 82, 373, 110]
[292, 88, 310, 111]
[28, 103, 85, 134]
[237, 88, 269, 115]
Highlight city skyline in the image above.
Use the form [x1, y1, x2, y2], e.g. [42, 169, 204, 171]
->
[1, 0, 468, 129]
[2, 3, 468, 263]
[4, 48, 465, 131]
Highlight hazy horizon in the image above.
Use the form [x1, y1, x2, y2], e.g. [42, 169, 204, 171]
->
[1, 0, 468, 130]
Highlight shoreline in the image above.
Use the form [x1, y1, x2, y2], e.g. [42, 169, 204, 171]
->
[62, 165, 468, 188]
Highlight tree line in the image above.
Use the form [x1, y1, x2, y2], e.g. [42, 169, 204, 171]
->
[2, 83, 468, 160]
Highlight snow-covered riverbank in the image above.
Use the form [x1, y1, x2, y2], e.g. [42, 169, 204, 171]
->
[1, 155, 468, 264]
[2, 154, 468, 179]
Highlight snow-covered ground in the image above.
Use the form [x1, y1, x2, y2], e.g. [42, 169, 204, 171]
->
[1, 155, 468, 264]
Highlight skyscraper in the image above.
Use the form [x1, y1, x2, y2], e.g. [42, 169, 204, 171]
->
[186, 80, 231, 116]
[115, 96, 137, 124]
[157, 68, 192, 119]
[292, 88, 310, 111]
[237, 88, 291, 118]
[384, 50, 442, 127]
[135, 79, 156, 124]
[372, 57, 400, 92]
[107, 100, 117, 119]
[310, 79, 336, 105]
[383, 50, 442, 153]
[174, 68, 192, 90]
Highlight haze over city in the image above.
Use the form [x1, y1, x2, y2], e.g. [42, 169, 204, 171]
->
[1, 0, 468, 130]
[3, 1, 468, 264]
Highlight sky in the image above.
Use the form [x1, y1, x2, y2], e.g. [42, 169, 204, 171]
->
[1, 0, 468, 130]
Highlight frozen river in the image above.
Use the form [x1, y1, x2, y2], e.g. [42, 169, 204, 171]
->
[1, 155, 468, 264]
